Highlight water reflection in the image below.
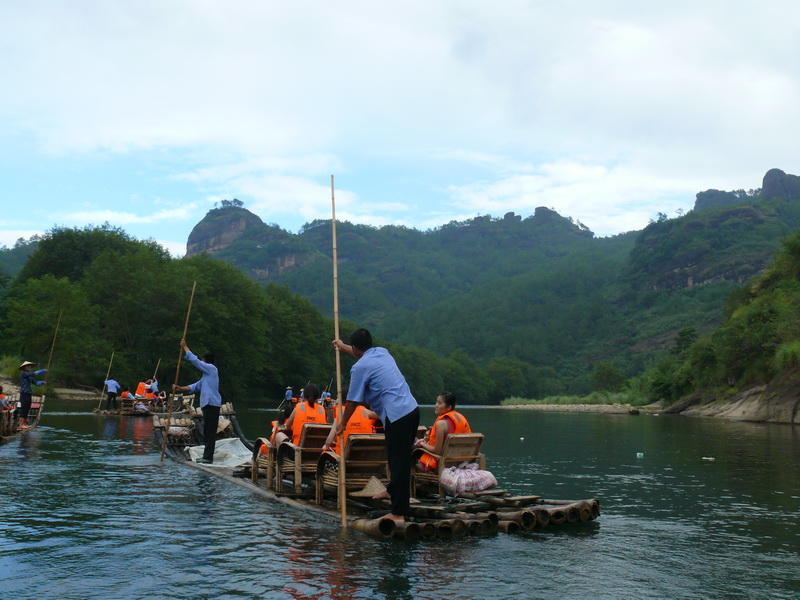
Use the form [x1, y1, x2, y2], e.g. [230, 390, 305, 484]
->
[1, 399, 798, 600]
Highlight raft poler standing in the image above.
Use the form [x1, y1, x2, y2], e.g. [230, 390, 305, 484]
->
[19, 361, 46, 430]
[172, 339, 221, 465]
[104, 377, 121, 410]
[332, 328, 420, 524]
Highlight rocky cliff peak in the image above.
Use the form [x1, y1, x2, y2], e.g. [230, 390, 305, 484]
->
[186, 206, 265, 256]
[762, 168, 800, 201]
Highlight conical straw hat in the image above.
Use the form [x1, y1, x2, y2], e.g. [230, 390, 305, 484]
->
[349, 476, 387, 497]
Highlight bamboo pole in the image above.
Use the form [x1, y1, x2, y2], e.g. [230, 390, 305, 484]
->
[331, 175, 347, 527]
[38, 310, 62, 419]
[160, 281, 197, 462]
[96, 351, 115, 410]
[45, 310, 62, 375]
[152, 357, 161, 381]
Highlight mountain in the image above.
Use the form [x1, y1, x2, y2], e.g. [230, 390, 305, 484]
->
[183, 168, 800, 394]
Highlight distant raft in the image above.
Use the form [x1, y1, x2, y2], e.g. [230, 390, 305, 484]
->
[153, 404, 600, 541]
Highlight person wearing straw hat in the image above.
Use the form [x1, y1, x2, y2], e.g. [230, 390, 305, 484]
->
[18, 361, 47, 430]
[284, 386, 293, 403]
[172, 339, 221, 464]
[332, 328, 419, 524]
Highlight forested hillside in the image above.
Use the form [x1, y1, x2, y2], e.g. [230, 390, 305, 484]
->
[5, 169, 800, 405]
[185, 169, 800, 396]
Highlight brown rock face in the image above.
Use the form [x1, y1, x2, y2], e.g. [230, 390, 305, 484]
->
[762, 168, 800, 201]
[185, 208, 265, 256]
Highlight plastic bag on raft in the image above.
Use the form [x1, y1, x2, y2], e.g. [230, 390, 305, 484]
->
[439, 461, 497, 496]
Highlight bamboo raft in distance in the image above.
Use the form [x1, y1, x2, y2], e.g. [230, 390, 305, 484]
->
[95, 394, 194, 417]
[153, 404, 600, 541]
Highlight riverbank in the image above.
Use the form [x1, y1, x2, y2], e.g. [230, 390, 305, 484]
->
[502, 402, 649, 414]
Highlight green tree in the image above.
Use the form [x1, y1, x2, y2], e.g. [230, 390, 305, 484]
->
[590, 362, 626, 393]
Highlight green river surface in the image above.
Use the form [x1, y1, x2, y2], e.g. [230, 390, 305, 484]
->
[1, 399, 799, 600]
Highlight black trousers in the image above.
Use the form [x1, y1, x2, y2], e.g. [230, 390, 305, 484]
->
[19, 391, 32, 419]
[384, 406, 420, 517]
[202, 404, 221, 461]
[106, 392, 117, 410]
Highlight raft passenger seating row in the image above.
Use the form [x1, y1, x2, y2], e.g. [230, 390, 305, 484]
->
[252, 420, 487, 505]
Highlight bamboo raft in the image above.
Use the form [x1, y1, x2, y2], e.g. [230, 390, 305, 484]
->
[153, 405, 600, 541]
[95, 393, 194, 417]
[0, 393, 45, 446]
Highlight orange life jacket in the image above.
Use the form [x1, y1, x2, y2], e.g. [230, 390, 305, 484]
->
[418, 410, 471, 471]
[332, 405, 376, 455]
[0, 394, 11, 412]
[136, 382, 147, 396]
[290, 401, 327, 444]
[268, 420, 280, 445]
[145, 392, 155, 400]
[121, 391, 135, 400]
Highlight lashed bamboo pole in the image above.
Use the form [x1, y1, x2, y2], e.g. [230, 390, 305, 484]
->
[96, 351, 115, 410]
[38, 310, 62, 420]
[331, 175, 347, 527]
[160, 281, 197, 462]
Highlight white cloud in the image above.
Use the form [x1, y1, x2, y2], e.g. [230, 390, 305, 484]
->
[1, 1, 799, 241]
[0, 230, 45, 249]
[59, 206, 198, 226]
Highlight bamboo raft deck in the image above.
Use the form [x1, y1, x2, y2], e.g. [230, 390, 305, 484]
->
[95, 393, 194, 417]
[0, 394, 45, 446]
[153, 405, 600, 541]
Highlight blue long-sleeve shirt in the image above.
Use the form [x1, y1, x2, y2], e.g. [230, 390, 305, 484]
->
[20, 369, 46, 394]
[347, 347, 417, 423]
[185, 350, 221, 408]
[104, 379, 120, 393]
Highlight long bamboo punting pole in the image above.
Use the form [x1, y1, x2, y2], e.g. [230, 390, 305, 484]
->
[45, 310, 62, 375]
[39, 310, 62, 418]
[331, 175, 347, 527]
[160, 281, 197, 462]
[152, 358, 161, 381]
[96, 351, 115, 410]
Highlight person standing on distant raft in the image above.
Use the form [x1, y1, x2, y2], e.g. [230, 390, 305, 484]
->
[284, 386, 293, 403]
[332, 328, 420, 524]
[104, 377, 121, 410]
[172, 339, 221, 465]
[18, 361, 46, 430]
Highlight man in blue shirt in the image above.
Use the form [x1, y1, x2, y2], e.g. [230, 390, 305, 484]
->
[173, 339, 221, 464]
[104, 378, 121, 410]
[332, 328, 419, 523]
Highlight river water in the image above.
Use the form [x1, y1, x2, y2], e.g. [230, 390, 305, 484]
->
[1, 400, 799, 600]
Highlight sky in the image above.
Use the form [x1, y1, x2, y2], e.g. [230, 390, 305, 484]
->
[2, 1, 799, 257]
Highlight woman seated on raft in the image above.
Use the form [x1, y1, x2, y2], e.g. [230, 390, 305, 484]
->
[414, 392, 471, 471]
[273, 383, 328, 446]
[324, 386, 380, 455]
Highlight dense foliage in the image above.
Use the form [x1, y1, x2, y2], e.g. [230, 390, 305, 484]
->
[0, 225, 548, 405]
[185, 188, 800, 400]
[637, 229, 800, 403]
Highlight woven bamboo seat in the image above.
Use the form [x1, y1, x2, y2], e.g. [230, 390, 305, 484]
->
[315, 434, 389, 506]
[411, 433, 486, 500]
[251, 437, 277, 488]
[276, 423, 332, 495]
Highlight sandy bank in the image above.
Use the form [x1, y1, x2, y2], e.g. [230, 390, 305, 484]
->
[502, 403, 643, 414]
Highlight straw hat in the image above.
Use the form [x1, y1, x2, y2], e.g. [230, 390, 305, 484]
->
[349, 476, 387, 498]
[286, 386, 292, 390]
[19, 361, 36, 370]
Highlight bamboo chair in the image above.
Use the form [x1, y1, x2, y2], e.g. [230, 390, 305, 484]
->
[411, 433, 486, 500]
[276, 423, 332, 494]
[315, 434, 389, 506]
[251, 436, 279, 488]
